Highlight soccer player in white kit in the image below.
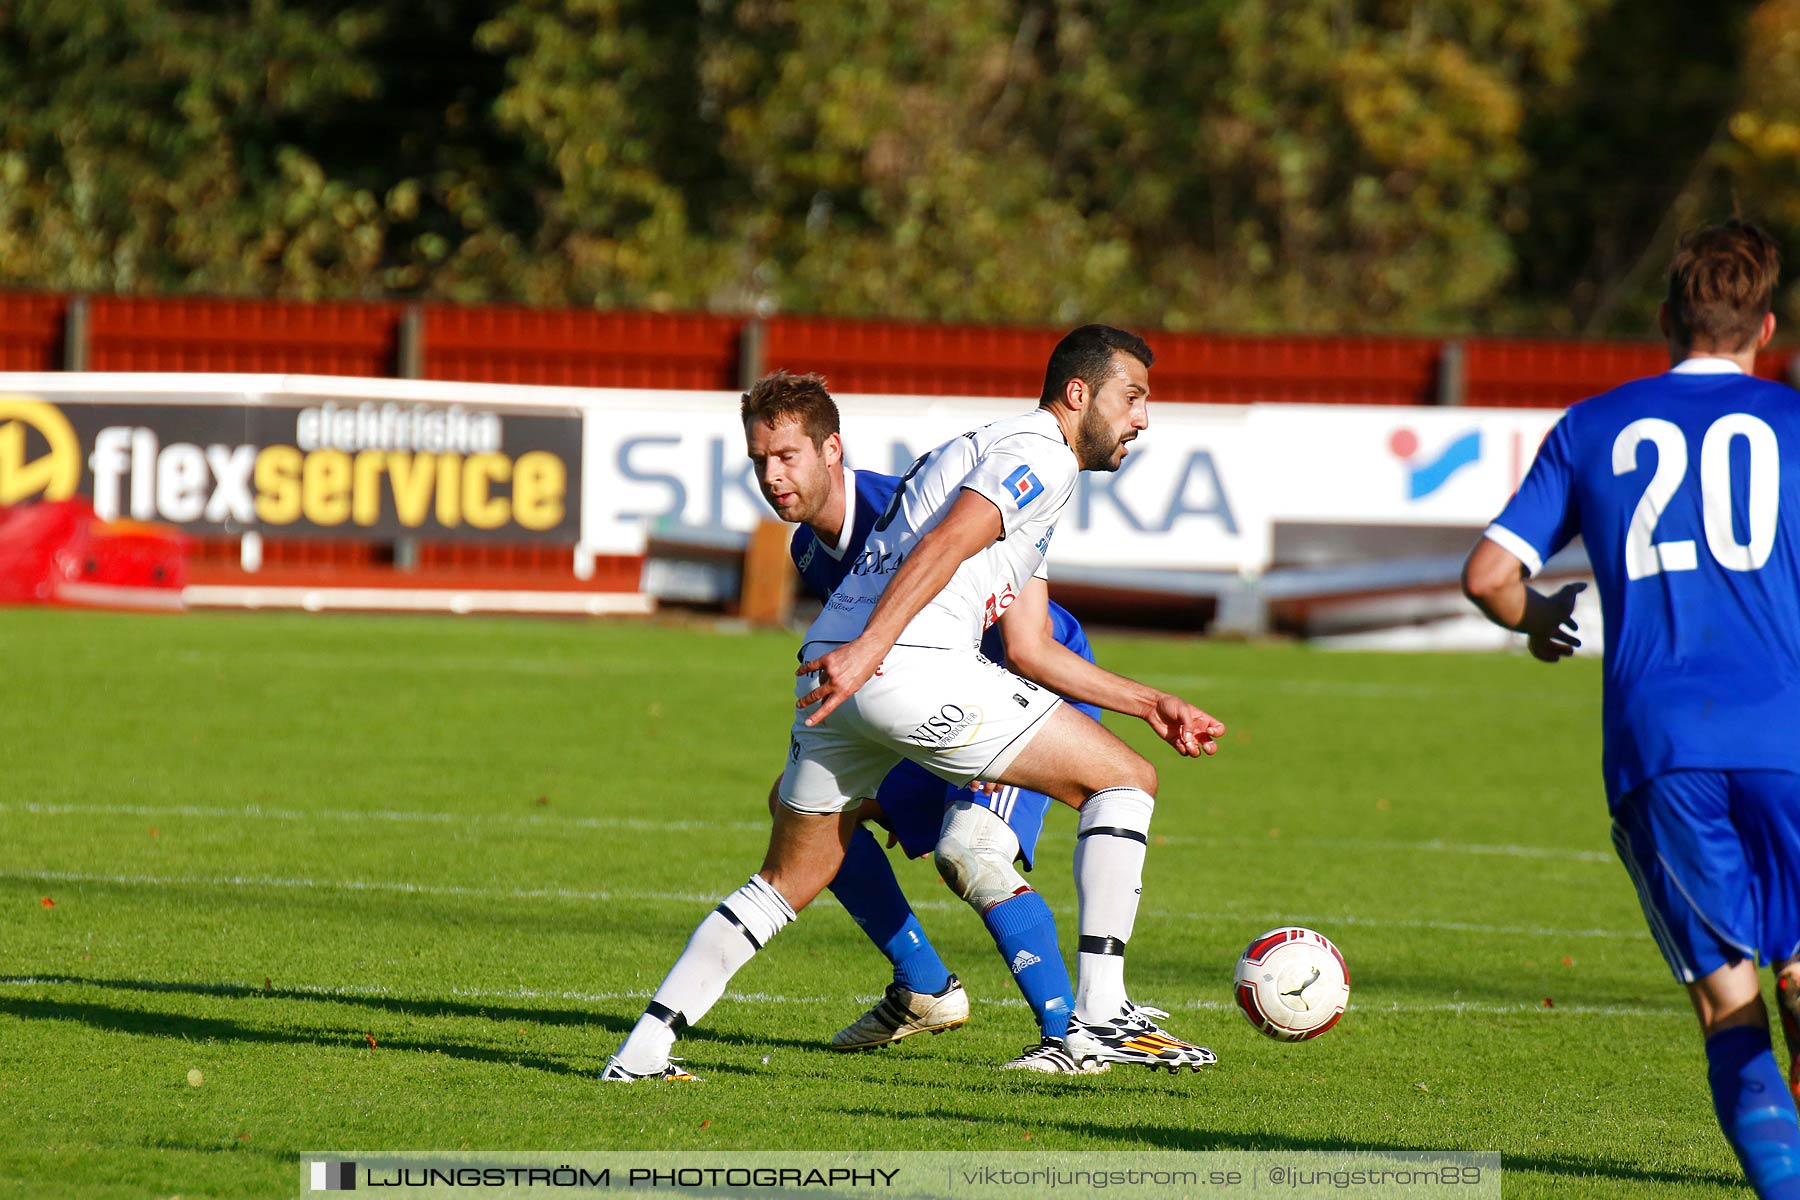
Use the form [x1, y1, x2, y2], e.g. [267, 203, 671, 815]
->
[606, 325, 1227, 1080]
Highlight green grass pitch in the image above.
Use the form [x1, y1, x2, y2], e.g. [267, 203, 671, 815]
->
[0, 609, 1755, 1197]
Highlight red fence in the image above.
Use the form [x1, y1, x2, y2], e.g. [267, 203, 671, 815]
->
[3, 290, 1795, 408]
[87, 296, 404, 376]
[424, 307, 742, 390]
[0, 293, 65, 371]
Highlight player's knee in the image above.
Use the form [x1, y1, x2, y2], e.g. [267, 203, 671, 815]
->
[1086, 741, 1155, 797]
[1102, 755, 1156, 798]
[1137, 759, 1159, 797]
[933, 835, 1026, 911]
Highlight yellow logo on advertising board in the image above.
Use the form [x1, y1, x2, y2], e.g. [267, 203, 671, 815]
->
[0, 396, 81, 505]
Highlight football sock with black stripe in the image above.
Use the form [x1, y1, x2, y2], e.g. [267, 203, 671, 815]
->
[612, 875, 795, 1075]
[1072, 786, 1154, 1023]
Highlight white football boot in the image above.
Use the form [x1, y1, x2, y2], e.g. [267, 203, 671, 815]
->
[599, 1055, 701, 1082]
[829, 975, 969, 1050]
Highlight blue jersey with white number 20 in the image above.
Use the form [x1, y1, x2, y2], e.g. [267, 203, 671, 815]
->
[1488, 360, 1800, 807]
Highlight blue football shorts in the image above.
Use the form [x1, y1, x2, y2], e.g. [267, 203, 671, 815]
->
[871, 700, 1103, 871]
[1611, 769, 1800, 984]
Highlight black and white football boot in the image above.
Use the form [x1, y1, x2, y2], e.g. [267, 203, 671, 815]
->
[1063, 1003, 1216, 1073]
[1000, 1036, 1111, 1075]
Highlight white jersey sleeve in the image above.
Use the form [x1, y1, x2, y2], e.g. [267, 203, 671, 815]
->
[959, 439, 1069, 538]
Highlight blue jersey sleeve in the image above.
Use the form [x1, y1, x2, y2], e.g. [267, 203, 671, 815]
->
[1488, 415, 1581, 576]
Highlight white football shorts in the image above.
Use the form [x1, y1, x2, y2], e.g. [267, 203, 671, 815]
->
[778, 643, 1065, 815]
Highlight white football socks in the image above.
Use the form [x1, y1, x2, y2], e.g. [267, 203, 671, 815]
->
[612, 874, 795, 1074]
[1072, 786, 1155, 1023]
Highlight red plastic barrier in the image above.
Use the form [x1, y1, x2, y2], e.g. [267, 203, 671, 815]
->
[0, 500, 186, 607]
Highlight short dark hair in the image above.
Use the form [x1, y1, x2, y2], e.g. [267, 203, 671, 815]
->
[1039, 324, 1154, 407]
[740, 370, 840, 447]
[1665, 220, 1782, 351]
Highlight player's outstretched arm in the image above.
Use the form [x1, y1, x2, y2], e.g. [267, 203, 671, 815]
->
[1461, 538, 1585, 663]
[798, 489, 1003, 726]
[999, 579, 1225, 758]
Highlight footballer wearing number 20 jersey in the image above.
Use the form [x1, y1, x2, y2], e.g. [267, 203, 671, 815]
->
[1487, 358, 1800, 810]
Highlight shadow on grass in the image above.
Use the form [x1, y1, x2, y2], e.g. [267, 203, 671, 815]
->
[138, 1136, 292, 1164]
[0, 974, 829, 1058]
[0, 993, 598, 1078]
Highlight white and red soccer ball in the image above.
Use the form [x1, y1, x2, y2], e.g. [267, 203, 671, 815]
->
[1234, 927, 1350, 1041]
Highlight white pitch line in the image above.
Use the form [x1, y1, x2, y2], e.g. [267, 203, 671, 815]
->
[0, 801, 766, 835]
[0, 976, 1686, 1021]
[2, 868, 718, 905]
[0, 868, 1647, 941]
[1152, 833, 1613, 864]
[0, 801, 1614, 863]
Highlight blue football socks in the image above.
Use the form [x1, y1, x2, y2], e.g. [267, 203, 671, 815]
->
[828, 826, 952, 995]
[1706, 1025, 1800, 1198]
[983, 887, 1074, 1038]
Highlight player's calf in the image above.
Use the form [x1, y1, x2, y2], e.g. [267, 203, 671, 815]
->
[609, 875, 796, 1077]
[935, 801, 1077, 1044]
[608, 808, 843, 1079]
[1069, 786, 1155, 1022]
[1778, 961, 1800, 1102]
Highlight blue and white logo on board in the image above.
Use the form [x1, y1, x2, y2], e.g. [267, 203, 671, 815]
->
[1002, 465, 1045, 508]
[1390, 427, 1482, 501]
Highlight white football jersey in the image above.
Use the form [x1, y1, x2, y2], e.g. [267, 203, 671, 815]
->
[804, 407, 1079, 650]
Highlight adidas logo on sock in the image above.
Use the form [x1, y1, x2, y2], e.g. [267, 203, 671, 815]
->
[1010, 949, 1042, 975]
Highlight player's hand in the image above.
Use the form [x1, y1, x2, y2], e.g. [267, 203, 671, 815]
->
[796, 637, 886, 726]
[851, 798, 900, 847]
[970, 780, 1004, 797]
[1146, 694, 1226, 758]
[1524, 582, 1586, 664]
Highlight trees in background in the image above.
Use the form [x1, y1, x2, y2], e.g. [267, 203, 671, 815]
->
[0, 0, 1791, 336]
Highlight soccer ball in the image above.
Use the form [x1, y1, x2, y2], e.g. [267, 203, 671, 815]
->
[1233, 927, 1350, 1041]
